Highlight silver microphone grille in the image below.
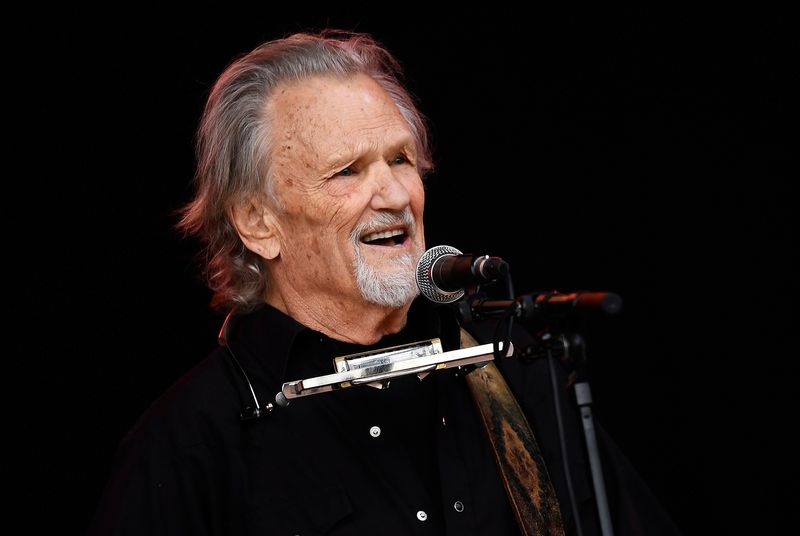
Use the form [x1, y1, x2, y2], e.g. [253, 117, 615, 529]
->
[415, 245, 465, 303]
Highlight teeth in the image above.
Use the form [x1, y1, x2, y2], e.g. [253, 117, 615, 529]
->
[362, 228, 405, 243]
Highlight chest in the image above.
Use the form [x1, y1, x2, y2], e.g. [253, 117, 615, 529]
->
[235, 373, 517, 535]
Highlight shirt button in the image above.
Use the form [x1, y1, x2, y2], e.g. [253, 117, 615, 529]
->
[454, 500, 465, 512]
[416, 510, 427, 521]
[369, 426, 381, 438]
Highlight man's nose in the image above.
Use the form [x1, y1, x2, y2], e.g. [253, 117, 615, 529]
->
[369, 162, 411, 211]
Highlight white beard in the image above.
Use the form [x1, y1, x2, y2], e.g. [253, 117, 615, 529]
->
[353, 248, 419, 307]
[350, 209, 421, 308]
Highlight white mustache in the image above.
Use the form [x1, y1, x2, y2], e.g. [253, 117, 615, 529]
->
[350, 208, 416, 244]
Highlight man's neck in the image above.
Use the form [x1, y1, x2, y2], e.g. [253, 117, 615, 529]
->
[265, 285, 412, 345]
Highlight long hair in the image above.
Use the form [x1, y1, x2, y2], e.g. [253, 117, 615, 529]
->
[177, 30, 432, 312]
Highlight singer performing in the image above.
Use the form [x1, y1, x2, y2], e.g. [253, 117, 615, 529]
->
[89, 30, 682, 536]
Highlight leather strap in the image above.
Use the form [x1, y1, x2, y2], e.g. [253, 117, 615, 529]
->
[460, 328, 565, 536]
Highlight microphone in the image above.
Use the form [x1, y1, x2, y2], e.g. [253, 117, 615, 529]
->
[416, 245, 508, 303]
[464, 291, 623, 323]
[530, 290, 622, 317]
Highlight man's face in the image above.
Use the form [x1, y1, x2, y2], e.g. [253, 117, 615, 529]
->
[265, 74, 426, 309]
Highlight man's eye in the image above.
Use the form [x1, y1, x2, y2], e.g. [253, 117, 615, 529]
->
[391, 155, 409, 165]
[335, 166, 354, 177]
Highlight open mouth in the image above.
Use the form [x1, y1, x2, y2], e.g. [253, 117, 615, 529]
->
[360, 227, 409, 247]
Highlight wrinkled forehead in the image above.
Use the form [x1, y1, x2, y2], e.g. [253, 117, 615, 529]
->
[265, 73, 412, 162]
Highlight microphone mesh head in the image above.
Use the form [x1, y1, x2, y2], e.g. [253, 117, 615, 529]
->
[415, 245, 465, 303]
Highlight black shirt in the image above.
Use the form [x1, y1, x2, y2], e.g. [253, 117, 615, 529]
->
[89, 298, 682, 535]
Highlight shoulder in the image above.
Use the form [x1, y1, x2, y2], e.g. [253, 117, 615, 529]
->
[118, 348, 243, 456]
[461, 319, 566, 432]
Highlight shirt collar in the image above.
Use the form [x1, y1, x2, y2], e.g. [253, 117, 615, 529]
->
[221, 297, 461, 389]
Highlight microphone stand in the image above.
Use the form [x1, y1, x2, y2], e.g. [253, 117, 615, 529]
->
[457, 290, 619, 536]
[562, 333, 615, 536]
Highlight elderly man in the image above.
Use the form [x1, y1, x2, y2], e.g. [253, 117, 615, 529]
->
[90, 30, 680, 536]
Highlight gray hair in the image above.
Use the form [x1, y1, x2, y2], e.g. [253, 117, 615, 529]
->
[177, 30, 433, 312]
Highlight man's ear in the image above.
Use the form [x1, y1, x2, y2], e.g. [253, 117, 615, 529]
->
[229, 196, 281, 260]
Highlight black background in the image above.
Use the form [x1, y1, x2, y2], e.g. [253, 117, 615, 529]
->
[14, 6, 795, 534]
